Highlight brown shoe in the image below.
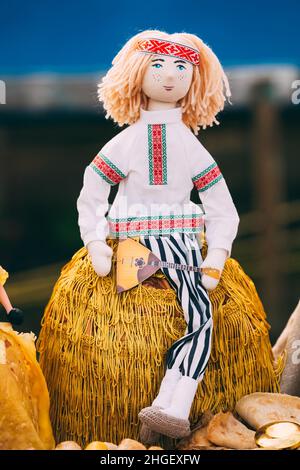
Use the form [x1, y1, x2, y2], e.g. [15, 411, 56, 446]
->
[138, 406, 191, 439]
[139, 406, 162, 445]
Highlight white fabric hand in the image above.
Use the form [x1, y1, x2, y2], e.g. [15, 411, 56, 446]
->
[200, 248, 228, 291]
[87, 240, 113, 277]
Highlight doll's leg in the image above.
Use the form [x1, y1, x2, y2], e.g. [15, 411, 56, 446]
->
[138, 234, 183, 443]
[0, 284, 13, 312]
[155, 233, 213, 418]
[138, 233, 213, 438]
[138, 234, 186, 408]
[164, 233, 213, 383]
[141, 232, 212, 381]
[0, 284, 24, 325]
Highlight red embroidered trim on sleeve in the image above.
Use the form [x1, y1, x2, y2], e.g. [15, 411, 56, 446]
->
[90, 153, 126, 185]
[192, 162, 223, 192]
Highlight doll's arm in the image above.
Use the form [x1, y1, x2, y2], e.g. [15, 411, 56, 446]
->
[77, 165, 111, 246]
[77, 133, 129, 276]
[187, 132, 240, 259]
[197, 177, 240, 290]
[196, 176, 240, 259]
[187, 133, 239, 289]
[77, 166, 115, 276]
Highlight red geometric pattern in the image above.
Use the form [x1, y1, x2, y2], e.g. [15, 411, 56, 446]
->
[108, 214, 204, 236]
[148, 124, 167, 185]
[192, 163, 223, 192]
[90, 153, 126, 185]
[136, 38, 200, 66]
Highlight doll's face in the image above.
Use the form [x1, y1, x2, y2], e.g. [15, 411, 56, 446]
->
[141, 54, 194, 104]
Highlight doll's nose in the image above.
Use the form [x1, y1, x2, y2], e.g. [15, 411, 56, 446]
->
[164, 67, 176, 81]
[164, 77, 176, 87]
[165, 72, 176, 81]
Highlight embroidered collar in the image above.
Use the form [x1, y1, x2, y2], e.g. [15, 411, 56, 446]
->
[139, 106, 183, 124]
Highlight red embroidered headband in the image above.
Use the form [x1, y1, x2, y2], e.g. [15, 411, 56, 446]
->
[136, 38, 200, 66]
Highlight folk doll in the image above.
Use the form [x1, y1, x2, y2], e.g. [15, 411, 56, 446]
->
[77, 30, 240, 439]
[0, 266, 24, 325]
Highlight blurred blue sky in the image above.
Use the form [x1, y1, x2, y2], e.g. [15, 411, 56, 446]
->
[0, 0, 299, 75]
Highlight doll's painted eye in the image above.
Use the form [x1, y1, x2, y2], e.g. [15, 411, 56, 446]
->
[177, 64, 186, 71]
[152, 63, 162, 69]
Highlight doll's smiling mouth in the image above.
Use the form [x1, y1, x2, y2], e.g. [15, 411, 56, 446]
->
[163, 86, 174, 91]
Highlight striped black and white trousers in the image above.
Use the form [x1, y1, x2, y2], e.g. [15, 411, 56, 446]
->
[139, 232, 213, 383]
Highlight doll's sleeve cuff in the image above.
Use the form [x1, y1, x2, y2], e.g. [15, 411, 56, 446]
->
[81, 225, 109, 247]
[206, 239, 232, 259]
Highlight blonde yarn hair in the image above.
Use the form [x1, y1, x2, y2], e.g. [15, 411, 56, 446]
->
[98, 29, 231, 135]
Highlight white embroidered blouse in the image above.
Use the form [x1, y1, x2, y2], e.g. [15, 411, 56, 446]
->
[77, 106, 240, 257]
